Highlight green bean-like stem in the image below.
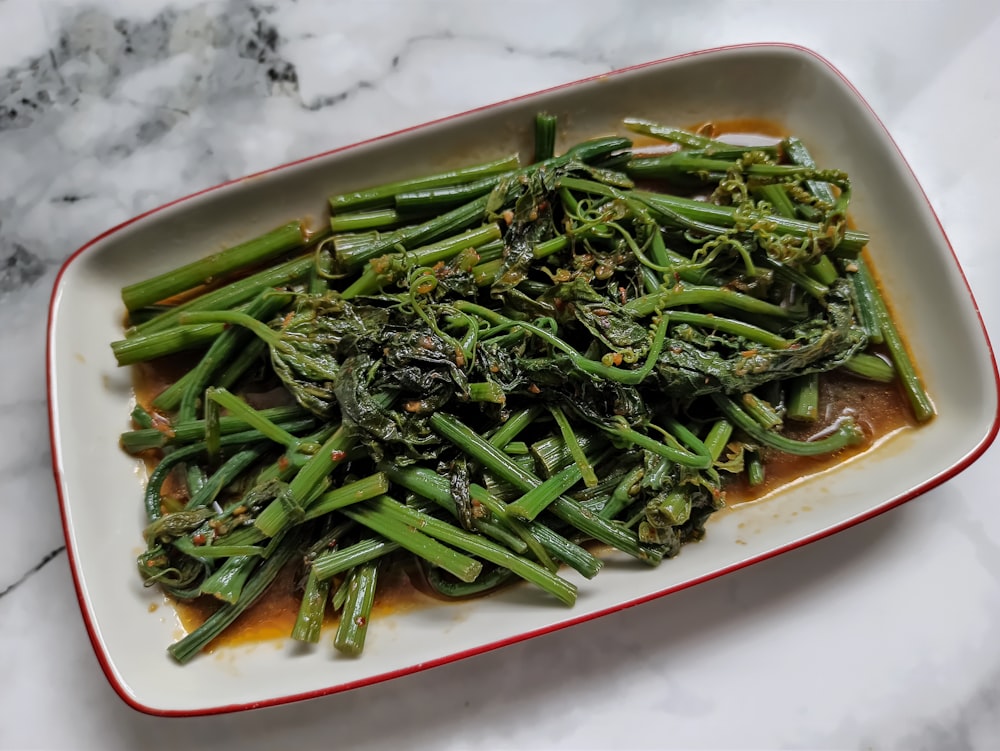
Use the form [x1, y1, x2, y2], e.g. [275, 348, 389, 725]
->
[624, 119, 780, 158]
[534, 112, 558, 161]
[303, 473, 390, 521]
[342, 502, 483, 583]
[503, 441, 529, 455]
[292, 569, 331, 644]
[130, 405, 154, 429]
[740, 393, 783, 430]
[785, 374, 819, 422]
[754, 184, 798, 219]
[205, 388, 307, 452]
[142, 424, 314, 522]
[329, 155, 521, 213]
[167, 532, 301, 664]
[763, 257, 829, 300]
[841, 352, 896, 382]
[255, 425, 357, 536]
[783, 136, 838, 205]
[711, 393, 865, 455]
[530, 432, 601, 478]
[848, 269, 884, 345]
[120, 404, 309, 453]
[329, 208, 404, 233]
[184, 445, 267, 511]
[430, 412, 661, 565]
[367, 496, 576, 605]
[312, 538, 400, 581]
[384, 464, 598, 578]
[204, 389, 221, 464]
[747, 449, 766, 487]
[597, 463, 644, 520]
[333, 561, 380, 655]
[378, 464, 528, 554]
[179, 291, 294, 422]
[199, 555, 257, 604]
[549, 405, 598, 488]
[599, 419, 711, 469]
[507, 462, 582, 522]
[703, 419, 734, 463]
[394, 175, 508, 214]
[808, 256, 840, 286]
[336, 138, 628, 271]
[122, 221, 306, 311]
[424, 564, 516, 598]
[130, 255, 313, 337]
[625, 282, 799, 321]
[341, 223, 502, 299]
[112, 323, 225, 366]
[854, 261, 934, 421]
[667, 311, 790, 350]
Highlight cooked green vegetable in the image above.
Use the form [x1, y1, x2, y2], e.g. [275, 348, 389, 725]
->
[118, 112, 932, 663]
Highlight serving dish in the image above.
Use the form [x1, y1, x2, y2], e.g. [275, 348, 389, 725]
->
[47, 43, 999, 716]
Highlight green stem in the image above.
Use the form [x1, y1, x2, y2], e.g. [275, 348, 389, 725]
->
[559, 176, 869, 256]
[255, 424, 358, 537]
[167, 531, 301, 663]
[129, 255, 313, 337]
[367, 496, 576, 605]
[625, 282, 799, 321]
[121, 221, 306, 311]
[549, 405, 598, 488]
[205, 388, 306, 451]
[597, 463, 644, 520]
[457, 301, 667, 386]
[120, 405, 309, 453]
[394, 175, 509, 214]
[665, 311, 790, 350]
[329, 208, 404, 233]
[841, 352, 896, 382]
[711, 393, 865, 455]
[292, 568, 331, 644]
[303, 473, 390, 520]
[341, 223, 502, 299]
[333, 561, 380, 655]
[199, 555, 257, 604]
[430, 412, 660, 565]
[854, 261, 934, 421]
[785, 373, 819, 422]
[312, 538, 400, 581]
[112, 323, 225, 366]
[534, 112, 558, 161]
[341, 502, 482, 583]
[703, 419, 734, 462]
[177, 292, 291, 422]
[329, 155, 521, 212]
[507, 462, 581, 522]
[740, 393, 783, 430]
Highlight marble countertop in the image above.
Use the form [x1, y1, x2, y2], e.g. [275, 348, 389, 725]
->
[4, 1, 1000, 748]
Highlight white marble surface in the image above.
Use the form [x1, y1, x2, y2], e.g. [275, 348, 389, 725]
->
[3, 1, 1000, 748]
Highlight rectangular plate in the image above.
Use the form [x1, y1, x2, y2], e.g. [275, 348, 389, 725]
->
[47, 43, 999, 716]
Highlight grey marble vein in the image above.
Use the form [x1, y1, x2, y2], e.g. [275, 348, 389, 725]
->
[0, 545, 65, 600]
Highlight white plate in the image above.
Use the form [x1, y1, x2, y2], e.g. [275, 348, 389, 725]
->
[47, 43, 999, 716]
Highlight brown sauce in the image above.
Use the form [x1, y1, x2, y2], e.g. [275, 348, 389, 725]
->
[133, 118, 927, 648]
[723, 359, 918, 507]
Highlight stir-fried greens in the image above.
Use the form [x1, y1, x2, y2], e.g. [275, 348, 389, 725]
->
[114, 113, 933, 662]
